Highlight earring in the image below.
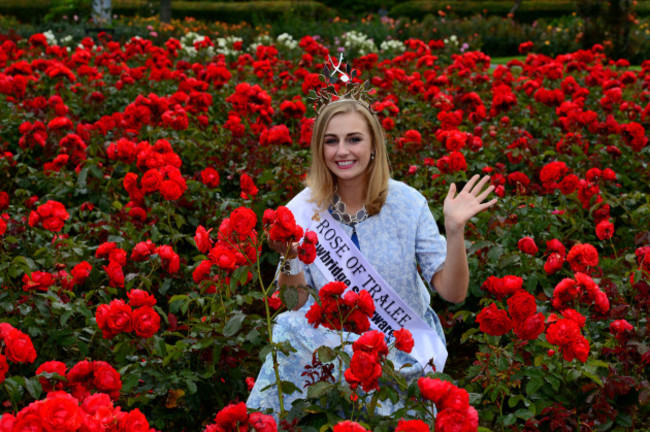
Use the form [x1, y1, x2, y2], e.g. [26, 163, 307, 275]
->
[370, 151, 376, 160]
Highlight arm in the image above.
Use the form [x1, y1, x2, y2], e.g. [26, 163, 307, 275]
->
[431, 174, 497, 304]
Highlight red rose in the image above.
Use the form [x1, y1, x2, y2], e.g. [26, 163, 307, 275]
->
[435, 406, 478, 432]
[517, 236, 538, 255]
[240, 173, 258, 199]
[393, 328, 415, 353]
[262, 209, 276, 226]
[194, 225, 213, 253]
[352, 330, 388, 356]
[481, 275, 522, 299]
[566, 243, 599, 272]
[610, 319, 634, 341]
[3, 327, 37, 363]
[160, 179, 184, 200]
[67, 360, 94, 385]
[200, 167, 220, 188]
[0, 354, 8, 383]
[22, 271, 54, 292]
[31, 200, 69, 232]
[108, 248, 127, 266]
[544, 253, 564, 275]
[298, 242, 317, 264]
[39, 391, 83, 432]
[0, 191, 8, 209]
[395, 419, 430, 432]
[127, 289, 156, 307]
[123, 172, 138, 193]
[245, 376, 255, 391]
[215, 402, 248, 430]
[514, 312, 545, 340]
[229, 207, 257, 239]
[97, 299, 133, 338]
[507, 290, 537, 324]
[140, 168, 162, 194]
[357, 290, 375, 316]
[249, 412, 277, 432]
[103, 261, 124, 288]
[131, 241, 155, 262]
[546, 239, 566, 257]
[71, 261, 92, 285]
[348, 351, 382, 391]
[418, 377, 453, 404]
[93, 361, 122, 399]
[193, 260, 213, 284]
[303, 230, 318, 244]
[118, 408, 150, 432]
[595, 219, 614, 240]
[96, 242, 117, 258]
[539, 161, 568, 183]
[209, 243, 238, 271]
[132, 306, 161, 338]
[35, 360, 67, 392]
[567, 335, 590, 362]
[333, 420, 370, 432]
[439, 386, 470, 411]
[0, 219, 6, 236]
[546, 318, 581, 347]
[157, 244, 180, 274]
[476, 303, 512, 336]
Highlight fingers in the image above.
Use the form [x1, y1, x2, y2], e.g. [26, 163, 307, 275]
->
[478, 198, 498, 211]
[461, 174, 480, 193]
[476, 183, 495, 202]
[471, 175, 491, 195]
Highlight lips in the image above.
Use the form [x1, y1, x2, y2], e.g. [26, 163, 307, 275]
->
[335, 160, 356, 168]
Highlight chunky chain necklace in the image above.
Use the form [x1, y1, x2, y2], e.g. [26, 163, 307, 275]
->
[329, 193, 369, 226]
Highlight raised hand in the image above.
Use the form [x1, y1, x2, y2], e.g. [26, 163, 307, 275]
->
[443, 174, 498, 233]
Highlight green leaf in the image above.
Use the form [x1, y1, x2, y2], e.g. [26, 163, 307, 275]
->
[317, 346, 336, 363]
[185, 378, 198, 394]
[279, 285, 299, 310]
[76, 167, 88, 188]
[526, 377, 543, 396]
[223, 312, 246, 337]
[24, 377, 42, 400]
[279, 380, 301, 396]
[306, 381, 331, 398]
[258, 345, 273, 362]
[121, 372, 140, 393]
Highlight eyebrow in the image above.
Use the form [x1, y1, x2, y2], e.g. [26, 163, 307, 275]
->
[323, 132, 365, 137]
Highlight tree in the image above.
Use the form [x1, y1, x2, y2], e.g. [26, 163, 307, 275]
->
[161, 0, 171, 23]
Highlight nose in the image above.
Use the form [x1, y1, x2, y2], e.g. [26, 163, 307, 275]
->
[335, 142, 350, 157]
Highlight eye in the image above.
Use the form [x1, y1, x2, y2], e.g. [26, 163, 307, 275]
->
[349, 136, 362, 143]
[324, 138, 338, 145]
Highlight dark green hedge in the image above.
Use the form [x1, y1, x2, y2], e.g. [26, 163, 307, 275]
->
[389, 0, 650, 22]
[0, 0, 334, 24]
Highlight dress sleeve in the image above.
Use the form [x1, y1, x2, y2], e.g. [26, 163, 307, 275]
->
[415, 198, 447, 290]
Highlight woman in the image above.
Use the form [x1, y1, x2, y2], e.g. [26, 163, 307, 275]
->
[247, 95, 497, 415]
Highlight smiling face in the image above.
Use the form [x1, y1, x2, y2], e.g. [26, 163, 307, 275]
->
[322, 110, 374, 186]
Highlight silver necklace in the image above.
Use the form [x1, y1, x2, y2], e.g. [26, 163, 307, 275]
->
[329, 193, 369, 226]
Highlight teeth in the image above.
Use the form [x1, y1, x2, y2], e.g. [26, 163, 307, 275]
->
[337, 161, 354, 166]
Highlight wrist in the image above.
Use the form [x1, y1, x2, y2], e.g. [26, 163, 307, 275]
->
[444, 222, 465, 237]
[281, 257, 303, 276]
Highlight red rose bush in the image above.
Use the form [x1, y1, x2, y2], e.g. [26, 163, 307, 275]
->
[0, 26, 648, 431]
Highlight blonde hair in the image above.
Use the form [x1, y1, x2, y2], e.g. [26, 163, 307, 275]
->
[306, 100, 390, 215]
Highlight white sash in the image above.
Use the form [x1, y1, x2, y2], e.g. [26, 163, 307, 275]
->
[290, 193, 448, 373]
